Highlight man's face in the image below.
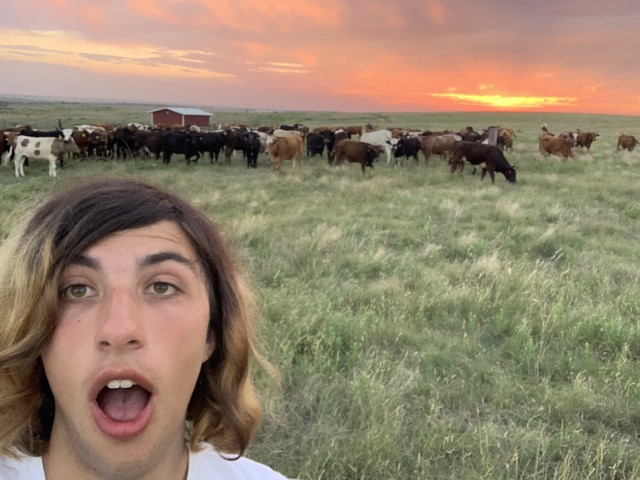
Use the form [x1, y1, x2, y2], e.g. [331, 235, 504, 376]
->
[41, 220, 213, 479]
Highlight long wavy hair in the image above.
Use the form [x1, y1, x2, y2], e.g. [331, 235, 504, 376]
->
[0, 177, 269, 457]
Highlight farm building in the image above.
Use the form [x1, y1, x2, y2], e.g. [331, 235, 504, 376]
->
[148, 107, 212, 128]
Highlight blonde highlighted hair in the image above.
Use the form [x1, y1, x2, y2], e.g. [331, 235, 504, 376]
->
[0, 178, 271, 457]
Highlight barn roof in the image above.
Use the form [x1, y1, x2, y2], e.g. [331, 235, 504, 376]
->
[148, 107, 212, 116]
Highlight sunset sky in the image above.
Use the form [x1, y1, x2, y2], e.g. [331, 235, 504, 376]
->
[1, 1, 640, 114]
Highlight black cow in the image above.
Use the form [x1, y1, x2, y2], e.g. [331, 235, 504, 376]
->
[328, 129, 348, 164]
[133, 129, 163, 160]
[279, 123, 308, 139]
[112, 126, 137, 159]
[245, 131, 262, 168]
[223, 128, 248, 164]
[450, 141, 517, 184]
[19, 128, 64, 138]
[197, 131, 228, 163]
[161, 129, 200, 165]
[306, 132, 326, 158]
[457, 126, 482, 142]
[392, 137, 421, 167]
[332, 140, 380, 175]
[89, 129, 111, 158]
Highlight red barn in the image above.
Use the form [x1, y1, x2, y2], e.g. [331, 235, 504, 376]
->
[149, 107, 212, 128]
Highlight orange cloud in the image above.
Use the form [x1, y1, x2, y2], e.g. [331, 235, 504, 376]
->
[238, 43, 316, 74]
[195, 0, 345, 31]
[129, 0, 179, 24]
[0, 30, 234, 80]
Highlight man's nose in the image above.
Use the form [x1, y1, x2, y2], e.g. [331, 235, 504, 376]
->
[95, 289, 145, 351]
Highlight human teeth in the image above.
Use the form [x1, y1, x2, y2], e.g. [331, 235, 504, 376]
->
[106, 379, 136, 389]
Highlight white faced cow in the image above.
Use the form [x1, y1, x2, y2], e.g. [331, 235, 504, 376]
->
[9, 135, 80, 177]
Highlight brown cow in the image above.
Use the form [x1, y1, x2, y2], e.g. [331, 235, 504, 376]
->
[617, 134, 638, 152]
[575, 129, 599, 151]
[71, 128, 91, 158]
[331, 139, 380, 175]
[419, 133, 461, 167]
[345, 125, 362, 138]
[538, 133, 575, 159]
[265, 135, 303, 174]
[498, 127, 516, 150]
[450, 141, 517, 184]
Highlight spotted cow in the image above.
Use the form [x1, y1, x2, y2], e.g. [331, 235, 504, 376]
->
[7, 135, 80, 177]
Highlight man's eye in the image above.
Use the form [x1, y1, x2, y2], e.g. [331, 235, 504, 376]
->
[63, 284, 93, 299]
[149, 282, 177, 295]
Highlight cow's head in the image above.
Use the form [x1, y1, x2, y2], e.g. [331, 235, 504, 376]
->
[386, 138, 400, 152]
[368, 145, 383, 163]
[65, 138, 81, 154]
[504, 165, 517, 183]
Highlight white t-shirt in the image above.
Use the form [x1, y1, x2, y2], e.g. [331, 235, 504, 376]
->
[0, 444, 289, 479]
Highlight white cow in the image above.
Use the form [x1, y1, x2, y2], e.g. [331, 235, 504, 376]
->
[360, 129, 397, 164]
[9, 135, 80, 177]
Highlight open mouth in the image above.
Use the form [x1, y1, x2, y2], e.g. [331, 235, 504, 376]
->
[96, 379, 152, 422]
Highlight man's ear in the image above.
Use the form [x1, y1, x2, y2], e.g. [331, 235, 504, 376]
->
[203, 334, 215, 362]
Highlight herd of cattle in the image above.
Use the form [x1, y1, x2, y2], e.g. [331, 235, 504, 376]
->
[0, 120, 638, 182]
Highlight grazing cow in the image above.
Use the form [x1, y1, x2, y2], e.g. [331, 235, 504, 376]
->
[332, 140, 380, 175]
[419, 133, 461, 167]
[392, 137, 421, 167]
[306, 132, 326, 158]
[361, 129, 395, 164]
[244, 131, 262, 168]
[197, 131, 228, 163]
[538, 133, 575, 159]
[617, 134, 638, 152]
[574, 130, 599, 151]
[8, 135, 80, 177]
[266, 135, 303, 174]
[450, 141, 517, 184]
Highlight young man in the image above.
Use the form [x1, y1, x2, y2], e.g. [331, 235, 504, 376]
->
[0, 178, 287, 479]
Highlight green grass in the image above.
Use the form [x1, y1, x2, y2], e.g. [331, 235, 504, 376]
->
[3, 101, 640, 478]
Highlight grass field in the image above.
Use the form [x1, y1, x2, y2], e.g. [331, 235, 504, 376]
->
[2, 100, 640, 479]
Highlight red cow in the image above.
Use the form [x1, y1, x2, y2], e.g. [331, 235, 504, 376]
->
[331, 140, 380, 175]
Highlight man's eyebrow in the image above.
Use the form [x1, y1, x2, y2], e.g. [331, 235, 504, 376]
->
[69, 254, 100, 270]
[138, 251, 199, 272]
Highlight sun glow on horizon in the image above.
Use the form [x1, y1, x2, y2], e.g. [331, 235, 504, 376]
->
[431, 92, 579, 110]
